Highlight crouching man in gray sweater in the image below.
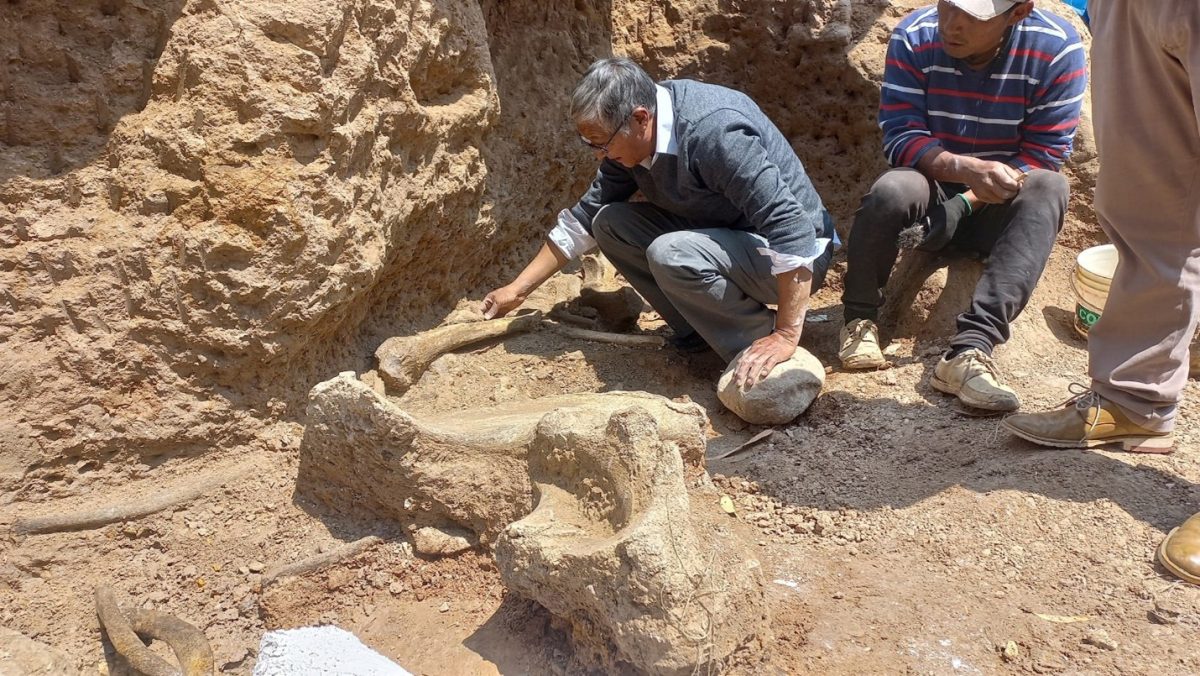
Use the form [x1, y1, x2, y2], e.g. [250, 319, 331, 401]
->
[482, 58, 837, 388]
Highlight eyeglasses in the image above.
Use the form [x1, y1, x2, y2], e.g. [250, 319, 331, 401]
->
[579, 112, 632, 155]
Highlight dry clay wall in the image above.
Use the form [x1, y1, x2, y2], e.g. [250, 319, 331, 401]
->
[0, 0, 1095, 493]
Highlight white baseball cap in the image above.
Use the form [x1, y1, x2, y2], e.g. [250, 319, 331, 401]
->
[944, 0, 1030, 20]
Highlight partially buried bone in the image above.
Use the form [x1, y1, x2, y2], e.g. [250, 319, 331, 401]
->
[95, 586, 214, 676]
[375, 311, 542, 394]
[298, 373, 708, 544]
[495, 406, 770, 675]
[297, 372, 768, 674]
[541, 319, 665, 348]
[578, 253, 646, 330]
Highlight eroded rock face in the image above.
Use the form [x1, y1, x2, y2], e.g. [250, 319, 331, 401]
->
[298, 372, 709, 542]
[0, 0, 617, 489]
[496, 407, 770, 675]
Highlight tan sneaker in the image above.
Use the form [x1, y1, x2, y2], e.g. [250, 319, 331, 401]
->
[839, 319, 885, 369]
[1002, 386, 1174, 453]
[931, 348, 1019, 412]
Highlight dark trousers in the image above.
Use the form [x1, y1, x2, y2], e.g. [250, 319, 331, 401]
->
[841, 167, 1067, 353]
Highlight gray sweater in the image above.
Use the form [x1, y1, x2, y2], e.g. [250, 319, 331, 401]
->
[568, 79, 833, 259]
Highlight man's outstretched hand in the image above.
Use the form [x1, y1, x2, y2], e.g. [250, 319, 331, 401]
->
[481, 241, 570, 319]
[732, 327, 800, 390]
[481, 285, 526, 319]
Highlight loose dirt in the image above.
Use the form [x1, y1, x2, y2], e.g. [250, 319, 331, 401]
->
[3, 230, 1199, 674]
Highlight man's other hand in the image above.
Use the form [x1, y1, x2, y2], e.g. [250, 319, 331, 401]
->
[481, 285, 526, 319]
[962, 159, 1022, 204]
[733, 328, 799, 390]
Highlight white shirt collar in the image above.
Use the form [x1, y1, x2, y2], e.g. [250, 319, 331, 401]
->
[639, 84, 678, 169]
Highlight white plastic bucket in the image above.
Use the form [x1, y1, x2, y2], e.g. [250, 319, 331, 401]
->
[1071, 244, 1118, 337]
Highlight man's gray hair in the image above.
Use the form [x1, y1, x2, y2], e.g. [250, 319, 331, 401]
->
[570, 58, 657, 134]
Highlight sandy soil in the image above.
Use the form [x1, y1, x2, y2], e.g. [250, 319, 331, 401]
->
[2, 226, 1199, 675]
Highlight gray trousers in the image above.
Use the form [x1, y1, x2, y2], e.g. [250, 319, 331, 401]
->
[1087, 0, 1200, 432]
[591, 202, 832, 363]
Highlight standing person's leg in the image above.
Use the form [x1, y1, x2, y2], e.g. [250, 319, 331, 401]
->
[1086, 0, 1200, 433]
[1117, 0, 1200, 586]
[591, 202, 698, 342]
[839, 168, 938, 368]
[929, 170, 1068, 411]
[645, 228, 833, 362]
[1003, 0, 1198, 451]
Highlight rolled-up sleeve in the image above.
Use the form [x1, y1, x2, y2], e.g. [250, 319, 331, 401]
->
[753, 237, 833, 274]
[546, 208, 598, 260]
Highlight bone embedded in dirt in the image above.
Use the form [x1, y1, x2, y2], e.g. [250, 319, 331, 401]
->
[375, 311, 543, 395]
[578, 253, 647, 331]
[95, 585, 215, 676]
[495, 406, 770, 675]
[718, 347, 825, 425]
[298, 372, 710, 547]
[408, 525, 476, 557]
[298, 372, 531, 545]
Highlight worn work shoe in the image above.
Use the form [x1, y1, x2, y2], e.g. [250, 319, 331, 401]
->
[1158, 512, 1200, 585]
[839, 319, 886, 369]
[931, 348, 1020, 412]
[667, 331, 711, 354]
[1001, 385, 1175, 453]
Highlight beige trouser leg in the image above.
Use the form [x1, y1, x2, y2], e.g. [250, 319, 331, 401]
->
[1087, 0, 1200, 433]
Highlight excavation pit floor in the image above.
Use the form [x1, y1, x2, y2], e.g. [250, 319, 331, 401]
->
[2, 240, 1199, 675]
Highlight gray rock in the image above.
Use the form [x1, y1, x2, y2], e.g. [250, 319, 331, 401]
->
[717, 347, 825, 425]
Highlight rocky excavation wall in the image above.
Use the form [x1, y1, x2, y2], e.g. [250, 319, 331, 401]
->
[0, 0, 1094, 492]
[0, 0, 608, 493]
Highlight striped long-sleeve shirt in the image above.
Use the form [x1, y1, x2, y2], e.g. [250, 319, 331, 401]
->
[881, 6, 1087, 173]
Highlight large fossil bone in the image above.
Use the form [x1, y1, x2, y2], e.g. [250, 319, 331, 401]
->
[298, 372, 707, 543]
[495, 407, 769, 675]
[298, 372, 768, 673]
[578, 253, 646, 331]
[375, 311, 542, 394]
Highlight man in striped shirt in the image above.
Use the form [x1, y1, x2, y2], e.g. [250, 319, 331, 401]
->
[838, 0, 1086, 413]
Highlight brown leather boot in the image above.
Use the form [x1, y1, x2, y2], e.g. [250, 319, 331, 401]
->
[1159, 512, 1200, 585]
[1001, 386, 1174, 453]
